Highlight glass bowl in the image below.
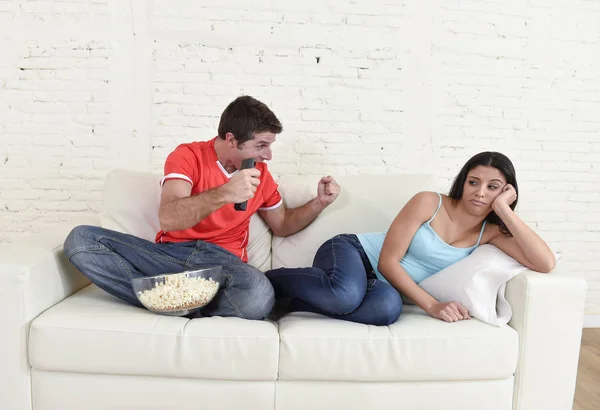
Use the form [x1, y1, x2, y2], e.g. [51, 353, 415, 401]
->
[132, 266, 224, 316]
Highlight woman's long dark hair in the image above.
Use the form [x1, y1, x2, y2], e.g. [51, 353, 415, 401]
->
[448, 151, 518, 236]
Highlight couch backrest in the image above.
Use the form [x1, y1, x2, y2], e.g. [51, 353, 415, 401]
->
[273, 174, 436, 269]
[100, 170, 435, 272]
[100, 170, 273, 272]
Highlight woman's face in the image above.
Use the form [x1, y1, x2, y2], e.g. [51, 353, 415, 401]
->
[461, 165, 508, 215]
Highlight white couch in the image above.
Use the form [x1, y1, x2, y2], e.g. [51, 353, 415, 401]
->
[1, 170, 587, 410]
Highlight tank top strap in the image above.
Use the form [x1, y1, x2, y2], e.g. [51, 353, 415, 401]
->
[475, 220, 487, 246]
[427, 193, 443, 223]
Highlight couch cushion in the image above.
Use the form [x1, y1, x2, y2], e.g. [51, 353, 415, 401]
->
[273, 174, 436, 269]
[29, 285, 280, 381]
[100, 169, 273, 271]
[277, 305, 519, 381]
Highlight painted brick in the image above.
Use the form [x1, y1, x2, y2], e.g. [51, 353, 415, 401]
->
[0, 0, 598, 316]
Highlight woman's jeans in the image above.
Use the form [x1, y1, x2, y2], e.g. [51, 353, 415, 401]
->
[63, 225, 275, 320]
[265, 234, 402, 326]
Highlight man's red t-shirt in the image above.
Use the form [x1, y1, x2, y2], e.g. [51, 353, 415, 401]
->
[155, 137, 282, 262]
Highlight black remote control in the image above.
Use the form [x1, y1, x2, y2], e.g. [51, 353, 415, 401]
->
[234, 158, 256, 211]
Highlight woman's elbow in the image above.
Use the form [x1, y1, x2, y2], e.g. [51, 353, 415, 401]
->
[378, 258, 394, 275]
[536, 257, 556, 274]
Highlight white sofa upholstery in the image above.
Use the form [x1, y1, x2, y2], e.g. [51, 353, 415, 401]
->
[0, 170, 587, 410]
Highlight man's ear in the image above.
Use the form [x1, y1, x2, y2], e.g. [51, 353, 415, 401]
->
[225, 132, 237, 146]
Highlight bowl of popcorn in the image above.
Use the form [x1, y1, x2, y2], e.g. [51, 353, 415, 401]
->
[132, 266, 224, 316]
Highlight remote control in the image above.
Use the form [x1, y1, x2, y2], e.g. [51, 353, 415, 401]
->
[234, 158, 256, 211]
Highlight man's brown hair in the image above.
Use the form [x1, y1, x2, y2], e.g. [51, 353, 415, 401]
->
[218, 96, 283, 144]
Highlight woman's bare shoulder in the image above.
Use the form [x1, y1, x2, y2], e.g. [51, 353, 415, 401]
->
[398, 191, 441, 219]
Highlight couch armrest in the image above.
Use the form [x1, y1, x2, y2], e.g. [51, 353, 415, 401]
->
[0, 235, 90, 410]
[506, 263, 587, 410]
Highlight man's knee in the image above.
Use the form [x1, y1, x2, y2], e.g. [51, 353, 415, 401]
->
[64, 225, 106, 259]
[246, 274, 275, 320]
[235, 268, 275, 320]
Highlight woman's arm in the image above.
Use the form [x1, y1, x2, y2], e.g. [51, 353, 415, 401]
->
[378, 192, 471, 322]
[488, 185, 556, 273]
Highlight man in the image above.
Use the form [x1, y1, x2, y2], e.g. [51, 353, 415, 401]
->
[64, 96, 340, 320]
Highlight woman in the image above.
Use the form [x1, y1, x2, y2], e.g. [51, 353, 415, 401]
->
[265, 152, 556, 326]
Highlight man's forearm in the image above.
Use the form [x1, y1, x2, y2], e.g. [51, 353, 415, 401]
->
[276, 198, 326, 237]
[159, 188, 227, 232]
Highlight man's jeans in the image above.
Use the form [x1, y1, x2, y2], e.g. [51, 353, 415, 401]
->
[64, 225, 275, 320]
[265, 234, 402, 326]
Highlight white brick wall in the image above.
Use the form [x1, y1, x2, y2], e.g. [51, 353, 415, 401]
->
[1, 0, 598, 315]
[0, 0, 113, 237]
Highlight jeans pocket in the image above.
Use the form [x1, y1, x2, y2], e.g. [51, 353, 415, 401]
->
[188, 241, 238, 269]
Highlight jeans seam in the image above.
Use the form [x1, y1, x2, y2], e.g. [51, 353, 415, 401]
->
[185, 248, 202, 270]
[287, 269, 326, 279]
[192, 241, 238, 264]
[114, 253, 135, 280]
[186, 249, 230, 270]
[330, 236, 339, 281]
[65, 244, 108, 259]
[222, 274, 244, 319]
[68, 244, 136, 279]
[97, 235, 189, 266]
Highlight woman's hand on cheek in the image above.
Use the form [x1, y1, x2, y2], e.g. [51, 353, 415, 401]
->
[492, 184, 517, 212]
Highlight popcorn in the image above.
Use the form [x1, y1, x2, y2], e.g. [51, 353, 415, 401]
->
[137, 274, 219, 311]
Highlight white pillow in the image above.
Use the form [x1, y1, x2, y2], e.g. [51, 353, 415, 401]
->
[418, 244, 559, 327]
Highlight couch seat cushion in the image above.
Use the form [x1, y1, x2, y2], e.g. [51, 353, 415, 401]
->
[29, 285, 279, 381]
[277, 305, 518, 382]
